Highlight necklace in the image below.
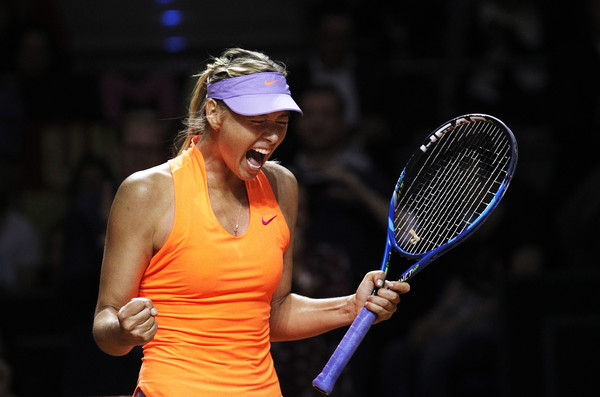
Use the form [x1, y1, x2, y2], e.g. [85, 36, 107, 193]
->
[233, 208, 241, 236]
[232, 198, 244, 236]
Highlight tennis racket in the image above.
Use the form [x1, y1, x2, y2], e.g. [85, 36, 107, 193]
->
[312, 113, 518, 395]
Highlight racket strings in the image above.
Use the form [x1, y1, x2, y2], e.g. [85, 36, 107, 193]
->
[394, 120, 511, 254]
[401, 124, 506, 251]
[432, 126, 509, 245]
[394, 122, 485, 249]
[399, 123, 491, 250]
[402, 122, 510, 251]
[426, 122, 507, 243]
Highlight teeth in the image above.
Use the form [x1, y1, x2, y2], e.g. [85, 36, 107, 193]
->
[247, 159, 262, 170]
[246, 147, 269, 171]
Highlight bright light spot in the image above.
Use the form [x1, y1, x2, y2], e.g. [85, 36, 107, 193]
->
[161, 10, 182, 26]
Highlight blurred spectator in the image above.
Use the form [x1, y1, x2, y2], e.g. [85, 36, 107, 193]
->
[101, 71, 180, 123]
[51, 108, 171, 312]
[283, 2, 398, 177]
[289, 84, 391, 276]
[0, 183, 41, 295]
[117, 108, 173, 181]
[280, 2, 391, 161]
[290, 184, 352, 299]
[288, 4, 362, 128]
[56, 155, 115, 296]
[51, 109, 172, 285]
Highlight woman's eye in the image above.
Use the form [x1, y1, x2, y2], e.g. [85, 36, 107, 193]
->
[248, 119, 288, 129]
[250, 119, 268, 126]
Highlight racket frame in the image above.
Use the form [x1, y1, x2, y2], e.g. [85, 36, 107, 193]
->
[387, 120, 517, 282]
[312, 113, 518, 395]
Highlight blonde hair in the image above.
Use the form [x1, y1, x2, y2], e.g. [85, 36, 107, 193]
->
[175, 48, 288, 155]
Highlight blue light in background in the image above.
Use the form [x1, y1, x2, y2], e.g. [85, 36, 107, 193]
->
[161, 10, 182, 27]
[164, 36, 186, 52]
[156, 0, 174, 4]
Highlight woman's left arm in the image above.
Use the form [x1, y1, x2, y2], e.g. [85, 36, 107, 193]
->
[264, 163, 409, 342]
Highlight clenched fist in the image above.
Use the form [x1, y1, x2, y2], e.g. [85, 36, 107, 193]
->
[117, 297, 159, 346]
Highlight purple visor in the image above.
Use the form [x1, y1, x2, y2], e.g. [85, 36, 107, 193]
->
[207, 72, 303, 116]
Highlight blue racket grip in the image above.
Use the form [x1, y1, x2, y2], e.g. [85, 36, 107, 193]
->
[312, 306, 377, 394]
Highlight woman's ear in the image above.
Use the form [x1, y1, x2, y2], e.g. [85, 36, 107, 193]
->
[205, 98, 223, 131]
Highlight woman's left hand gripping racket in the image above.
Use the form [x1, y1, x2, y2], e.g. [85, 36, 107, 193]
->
[312, 113, 518, 395]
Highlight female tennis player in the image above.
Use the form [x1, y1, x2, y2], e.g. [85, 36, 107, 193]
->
[92, 47, 410, 397]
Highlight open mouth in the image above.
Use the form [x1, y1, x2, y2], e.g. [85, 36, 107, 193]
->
[246, 148, 269, 170]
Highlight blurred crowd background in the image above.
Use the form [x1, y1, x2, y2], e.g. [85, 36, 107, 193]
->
[0, 0, 598, 396]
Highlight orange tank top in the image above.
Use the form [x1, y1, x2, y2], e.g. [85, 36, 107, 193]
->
[135, 145, 289, 396]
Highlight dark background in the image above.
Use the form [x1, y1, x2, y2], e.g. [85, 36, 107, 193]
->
[0, 0, 598, 396]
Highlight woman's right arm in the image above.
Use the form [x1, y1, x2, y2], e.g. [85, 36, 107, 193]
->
[92, 164, 173, 356]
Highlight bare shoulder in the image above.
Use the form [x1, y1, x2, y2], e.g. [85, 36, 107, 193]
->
[262, 161, 298, 202]
[112, 162, 174, 221]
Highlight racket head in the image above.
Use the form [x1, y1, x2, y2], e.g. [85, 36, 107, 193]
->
[385, 113, 518, 279]
[313, 113, 518, 395]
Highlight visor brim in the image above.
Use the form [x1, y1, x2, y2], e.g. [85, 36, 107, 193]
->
[223, 94, 303, 116]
